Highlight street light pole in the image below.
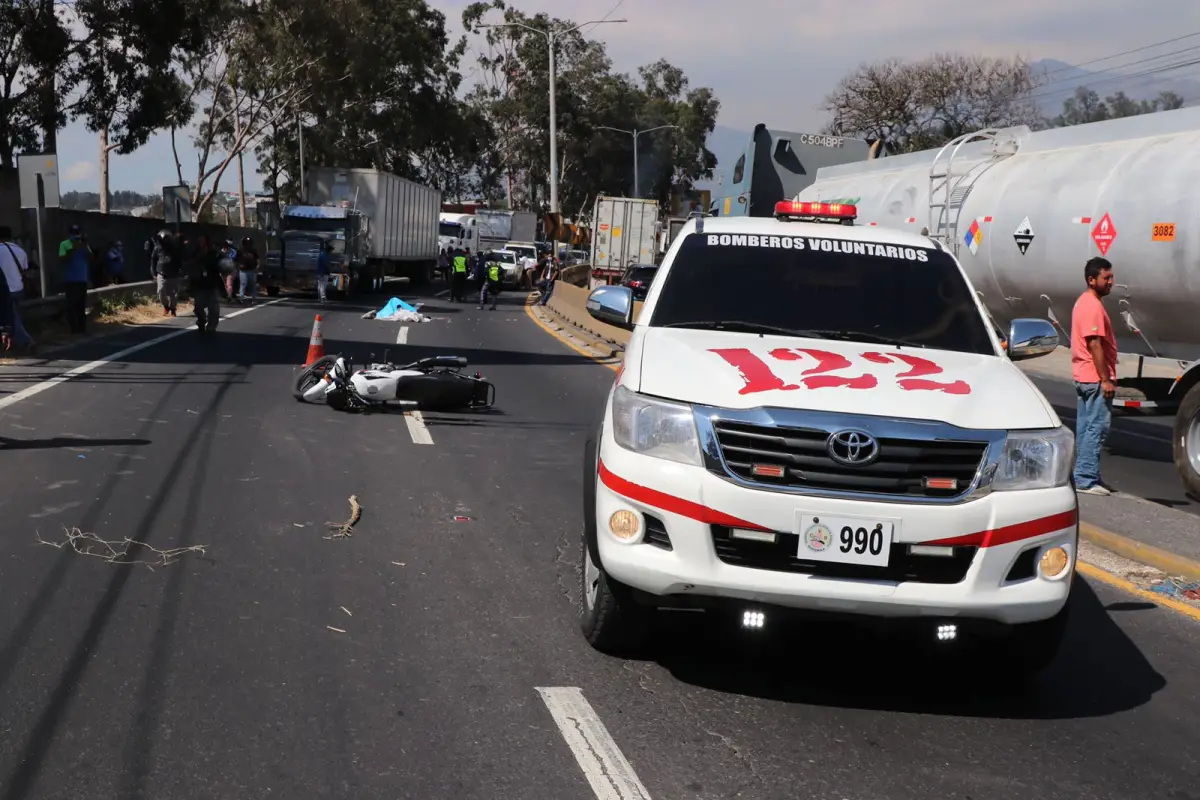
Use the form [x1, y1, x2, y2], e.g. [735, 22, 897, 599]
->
[479, 17, 627, 217]
[596, 124, 679, 198]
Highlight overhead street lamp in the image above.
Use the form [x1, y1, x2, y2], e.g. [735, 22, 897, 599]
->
[479, 17, 627, 217]
[595, 124, 679, 199]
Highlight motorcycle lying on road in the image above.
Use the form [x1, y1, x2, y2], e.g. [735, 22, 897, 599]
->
[293, 353, 496, 413]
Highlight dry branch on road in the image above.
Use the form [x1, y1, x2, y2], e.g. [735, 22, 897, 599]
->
[36, 528, 207, 569]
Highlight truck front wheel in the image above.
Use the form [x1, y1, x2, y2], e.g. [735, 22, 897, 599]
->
[1173, 381, 1200, 500]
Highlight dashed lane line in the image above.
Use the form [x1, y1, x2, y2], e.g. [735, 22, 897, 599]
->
[396, 326, 409, 344]
[404, 410, 433, 445]
[0, 298, 286, 412]
[536, 687, 652, 800]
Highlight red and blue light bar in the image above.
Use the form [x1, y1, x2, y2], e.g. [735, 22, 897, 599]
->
[774, 200, 858, 221]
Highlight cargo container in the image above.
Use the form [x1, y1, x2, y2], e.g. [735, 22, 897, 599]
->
[590, 197, 659, 272]
[305, 167, 441, 285]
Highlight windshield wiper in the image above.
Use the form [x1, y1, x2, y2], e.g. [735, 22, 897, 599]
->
[660, 320, 829, 338]
[803, 330, 928, 348]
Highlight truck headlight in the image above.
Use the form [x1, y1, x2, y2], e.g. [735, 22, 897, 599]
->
[990, 426, 1075, 491]
[611, 385, 702, 467]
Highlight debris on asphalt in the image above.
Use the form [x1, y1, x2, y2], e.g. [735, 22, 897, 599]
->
[340, 606, 353, 617]
[292, 523, 306, 528]
[36, 527, 207, 570]
[325, 495, 362, 539]
[327, 626, 346, 634]
[453, 515, 471, 522]
[391, 561, 406, 567]
[1150, 577, 1200, 601]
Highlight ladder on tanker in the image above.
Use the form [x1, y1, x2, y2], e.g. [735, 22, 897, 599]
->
[927, 129, 1017, 254]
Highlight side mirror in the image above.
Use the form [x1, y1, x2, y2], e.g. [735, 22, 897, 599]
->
[1007, 318, 1060, 361]
[586, 285, 635, 330]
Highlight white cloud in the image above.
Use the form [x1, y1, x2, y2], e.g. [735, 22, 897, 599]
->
[63, 160, 96, 182]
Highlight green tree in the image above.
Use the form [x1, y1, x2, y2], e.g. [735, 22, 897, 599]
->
[70, 0, 216, 212]
[0, 1, 71, 166]
[1050, 86, 1185, 127]
[461, 2, 718, 215]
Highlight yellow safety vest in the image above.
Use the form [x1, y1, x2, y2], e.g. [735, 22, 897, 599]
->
[453, 256, 467, 273]
[487, 263, 501, 283]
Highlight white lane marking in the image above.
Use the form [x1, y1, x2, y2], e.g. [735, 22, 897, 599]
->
[404, 410, 433, 445]
[0, 299, 284, 411]
[434, 289, 450, 298]
[396, 326, 409, 344]
[536, 687, 652, 800]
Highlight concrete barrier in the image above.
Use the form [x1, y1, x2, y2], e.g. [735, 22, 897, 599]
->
[18, 280, 161, 325]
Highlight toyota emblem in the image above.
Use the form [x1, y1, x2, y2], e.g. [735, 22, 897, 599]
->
[826, 430, 880, 466]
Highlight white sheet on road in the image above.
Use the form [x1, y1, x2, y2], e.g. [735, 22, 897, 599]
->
[361, 297, 430, 323]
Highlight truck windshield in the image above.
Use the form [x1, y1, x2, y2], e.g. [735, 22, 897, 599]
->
[648, 233, 996, 355]
[440, 222, 464, 238]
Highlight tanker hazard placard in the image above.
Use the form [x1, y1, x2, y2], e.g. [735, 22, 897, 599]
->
[1091, 212, 1117, 255]
[1014, 217, 1035, 255]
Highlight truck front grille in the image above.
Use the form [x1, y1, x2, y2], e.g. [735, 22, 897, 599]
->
[711, 420, 987, 499]
[711, 526, 976, 584]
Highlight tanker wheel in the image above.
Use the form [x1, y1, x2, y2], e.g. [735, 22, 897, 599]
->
[1172, 381, 1200, 500]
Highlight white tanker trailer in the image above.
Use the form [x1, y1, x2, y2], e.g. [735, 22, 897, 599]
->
[795, 107, 1200, 497]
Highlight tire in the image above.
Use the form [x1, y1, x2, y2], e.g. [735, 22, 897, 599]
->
[579, 433, 650, 655]
[1172, 381, 1200, 499]
[293, 355, 338, 401]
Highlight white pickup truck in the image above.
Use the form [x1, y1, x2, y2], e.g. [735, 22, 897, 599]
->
[580, 201, 1077, 679]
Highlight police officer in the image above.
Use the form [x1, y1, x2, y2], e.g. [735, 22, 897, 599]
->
[450, 247, 469, 302]
[479, 253, 502, 310]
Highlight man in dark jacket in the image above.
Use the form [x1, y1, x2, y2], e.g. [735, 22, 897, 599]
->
[187, 234, 226, 336]
[151, 230, 182, 316]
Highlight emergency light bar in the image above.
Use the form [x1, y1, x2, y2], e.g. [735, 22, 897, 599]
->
[774, 200, 858, 222]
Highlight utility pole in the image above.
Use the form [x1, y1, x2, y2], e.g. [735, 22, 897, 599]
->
[595, 125, 679, 198]
[480, 16, 627, 256]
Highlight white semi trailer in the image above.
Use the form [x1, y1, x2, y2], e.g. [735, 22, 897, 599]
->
[306, 167, 440, 285]
[796, 107, 1200, 496]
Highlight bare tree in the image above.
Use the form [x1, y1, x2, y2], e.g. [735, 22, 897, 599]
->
[822, 54, 1039, 153]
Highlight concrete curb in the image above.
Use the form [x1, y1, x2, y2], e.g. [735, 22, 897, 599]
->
[528, 300, 622, 361]
[539, 299, 625, 358]
[1080, 521, 1200, 581]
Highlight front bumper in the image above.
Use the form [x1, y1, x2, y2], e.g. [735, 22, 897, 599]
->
[594, 431, 1078, 627]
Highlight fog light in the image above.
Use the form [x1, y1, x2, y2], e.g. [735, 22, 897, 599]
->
[608, 510, 641, 540]
[742, 610, 765, 629]
[1040, 546, 1070, 578]
[936, 623, 957, 642]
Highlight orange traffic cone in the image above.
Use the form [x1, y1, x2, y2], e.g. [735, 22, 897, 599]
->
[304, 314, 325, 366]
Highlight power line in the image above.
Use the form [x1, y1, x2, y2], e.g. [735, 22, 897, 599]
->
[577, 0, 627, 36]
[1030, 52, 1200, 104]
[1038, 30, 1200, 78]
[1035, 44, 1200, 93]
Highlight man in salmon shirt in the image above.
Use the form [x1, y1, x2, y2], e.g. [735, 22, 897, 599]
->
[1071, 257, 1118, 495]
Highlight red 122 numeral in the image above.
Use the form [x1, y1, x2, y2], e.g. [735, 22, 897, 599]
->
[709, 348, 971, 395]
[861, 352, 971, 395]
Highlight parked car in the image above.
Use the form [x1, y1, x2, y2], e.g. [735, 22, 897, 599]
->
[620, 264, 658, 300]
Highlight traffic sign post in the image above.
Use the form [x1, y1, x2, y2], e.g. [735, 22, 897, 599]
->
[162, 185, 192, 232]
[17, 154, 60, 299]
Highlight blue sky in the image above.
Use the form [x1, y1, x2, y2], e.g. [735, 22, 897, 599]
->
[56, 0, 1191, 195]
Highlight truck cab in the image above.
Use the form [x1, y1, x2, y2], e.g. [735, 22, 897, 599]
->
[263, 204, 365, 297]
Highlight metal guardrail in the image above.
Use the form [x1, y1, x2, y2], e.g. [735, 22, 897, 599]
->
[18, 280, 160, 325]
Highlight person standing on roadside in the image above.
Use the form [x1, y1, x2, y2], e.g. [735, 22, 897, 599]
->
[1071, 256, 1119, 496]
[450, 247, 468, 302]
[106, 240, 125, 285]
[316, 240, 332, 303]
[58, 225, 92, 334]
[151, 230, 181, 316]
[236, 237, 260, 304]
[187, 234, 226, 337]
[0, 226, 34, 352]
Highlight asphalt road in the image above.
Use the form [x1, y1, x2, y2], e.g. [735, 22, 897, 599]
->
[0, 286, 1197, 800]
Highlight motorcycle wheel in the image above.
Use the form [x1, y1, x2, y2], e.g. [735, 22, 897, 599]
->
[293, 355, 339, 401]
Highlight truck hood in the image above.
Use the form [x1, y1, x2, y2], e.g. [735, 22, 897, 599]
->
[635, 328, 1058, 431]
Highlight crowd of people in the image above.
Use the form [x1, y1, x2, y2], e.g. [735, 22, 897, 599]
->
[146, 230, 261, 337]
[437, 245, 559, 309]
